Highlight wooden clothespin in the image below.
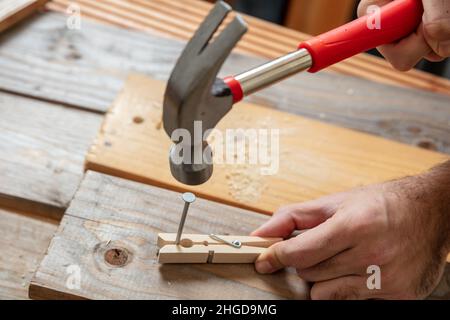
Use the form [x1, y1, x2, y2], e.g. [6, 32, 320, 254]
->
[159, 192, 281, 263]
[157, 233, 282, 264]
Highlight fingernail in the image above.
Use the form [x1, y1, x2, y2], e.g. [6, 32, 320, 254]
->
[255, 260, 275, 274]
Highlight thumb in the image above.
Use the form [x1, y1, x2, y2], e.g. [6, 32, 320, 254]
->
[255, 217, 351, 274]
[254, 240, 289, 274]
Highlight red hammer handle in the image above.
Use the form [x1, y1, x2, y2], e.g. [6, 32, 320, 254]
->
[299, 0, 423, 73]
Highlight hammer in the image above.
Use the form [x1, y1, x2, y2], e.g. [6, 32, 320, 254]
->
[163, 0, 423, 186]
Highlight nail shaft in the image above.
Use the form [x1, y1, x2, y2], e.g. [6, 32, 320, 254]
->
[175, 202, 190, 245]
[175, 192, 196, 245]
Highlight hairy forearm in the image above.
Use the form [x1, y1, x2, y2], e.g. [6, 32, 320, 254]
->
[424, 160, 450, 252]
[403, 160, 450, 253]
[386, 160, 450, 296]
[388, 160, 450, 255]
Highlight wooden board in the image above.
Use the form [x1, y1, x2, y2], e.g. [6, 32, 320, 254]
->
[0, 92, 102, 218]
[0, 0, 48, 33]
[27, 171, 450, 299]
[29, 171, 310, 300]
[85, 74, 449, 215]
[2, 13, 450, 153]
[0, 208, 57, 300]
[46, 0, 450, 96]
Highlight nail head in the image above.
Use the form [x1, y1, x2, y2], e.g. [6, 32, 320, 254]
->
[182, 192, 196, 203]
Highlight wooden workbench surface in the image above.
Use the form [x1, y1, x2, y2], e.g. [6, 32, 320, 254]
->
[0, 6, 449, 299]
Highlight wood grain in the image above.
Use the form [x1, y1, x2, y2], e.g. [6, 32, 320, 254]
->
[285, 0, 357, 35]
[29, 171, 310, 300]
[0, 208, 57, 300]
[0, 92, 102, 218]
[2, 13, 450, 153]
[0, 0, 48, 33]
[85, 74, 449, 215]
[46, 0, 450, 96]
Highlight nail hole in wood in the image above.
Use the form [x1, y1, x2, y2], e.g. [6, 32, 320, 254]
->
[417, 140, 437, 151]
[104, 248, 129, 267]
[133, 116, 144, 124]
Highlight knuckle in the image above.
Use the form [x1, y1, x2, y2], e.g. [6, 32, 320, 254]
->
[273, 203, 298, 217]
[424, 19, 450, 42]
[273, 205, 289, 216]
[357, 3, 368, 18]
[389, 58, 413, 72]
[436, 43, 450, 58]
[350, 207, 388, 238]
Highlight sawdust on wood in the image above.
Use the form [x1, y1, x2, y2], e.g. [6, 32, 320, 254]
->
[222, 115, 282, 204]
[226, 164, 267, 203]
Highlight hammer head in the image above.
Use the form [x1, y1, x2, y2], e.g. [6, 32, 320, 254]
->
[163, 1, 247, 186]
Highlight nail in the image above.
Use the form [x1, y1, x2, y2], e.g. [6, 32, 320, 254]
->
[175, 192, 196, 245]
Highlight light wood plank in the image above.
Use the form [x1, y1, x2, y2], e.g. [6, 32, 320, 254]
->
[0, 208, 57, 300]
[46, 0, 450, 96]
[2, 13, 450, 153]
[0, 92, 102, 218]
[85, 74, 449, 215]
[29, 171, 310, 300]
[0, 0, 48, 33]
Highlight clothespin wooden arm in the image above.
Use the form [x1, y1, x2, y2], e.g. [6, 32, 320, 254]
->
[157, 233, 282, 264]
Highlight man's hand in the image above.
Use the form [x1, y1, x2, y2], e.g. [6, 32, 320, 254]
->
[358, 0, 450, 71]
[253, 162, 450, 299]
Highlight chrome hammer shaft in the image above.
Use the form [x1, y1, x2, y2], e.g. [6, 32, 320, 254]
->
[234, 49, 312, 96]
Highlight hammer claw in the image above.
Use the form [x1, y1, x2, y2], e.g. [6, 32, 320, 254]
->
[183, 1, 232, 57]
[201, 16, 247, 66]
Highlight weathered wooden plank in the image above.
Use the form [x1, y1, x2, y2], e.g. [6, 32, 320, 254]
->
[27, 171, 450, 300]
[85, 75, 449, 215]
[1, 12, 450, 153]
[29, 171, 310, 300]
[0, 0, 48, 33]
[0, 92, 102, 218]
[0, 208, 57, 300]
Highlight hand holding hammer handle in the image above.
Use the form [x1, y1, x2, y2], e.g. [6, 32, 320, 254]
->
[224, 0, 423, 103]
